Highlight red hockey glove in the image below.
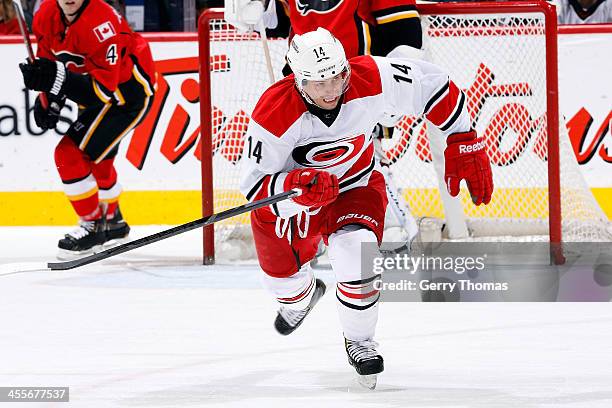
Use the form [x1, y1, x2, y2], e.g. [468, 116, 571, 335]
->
[284, 169, 339, 208]
[444, 131, 493, 206]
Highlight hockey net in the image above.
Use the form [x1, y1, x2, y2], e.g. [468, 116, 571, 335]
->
[198, 1, 612, 263]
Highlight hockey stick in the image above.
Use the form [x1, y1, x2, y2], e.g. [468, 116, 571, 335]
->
[41, 190, 297, 271]
[257, 19, 275, 84]
[378, 165, 418, 256]
[381, 164, 418, 241]
[11, 0, 49, 108]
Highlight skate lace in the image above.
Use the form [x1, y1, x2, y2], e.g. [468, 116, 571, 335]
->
[346, 339, 380, 362]
[278, 306, 309, 327]
[67, 221, 96, 239]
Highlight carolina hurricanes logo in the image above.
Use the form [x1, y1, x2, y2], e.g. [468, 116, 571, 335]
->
[292, 134, 365, 168]
[296, 0, 344, 16]
[54, 51, 85, 69]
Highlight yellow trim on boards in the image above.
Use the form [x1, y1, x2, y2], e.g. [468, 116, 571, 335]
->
[0, 191, 202, 225]
[0, 188, 610, 226]
[589, 188, 611, 220]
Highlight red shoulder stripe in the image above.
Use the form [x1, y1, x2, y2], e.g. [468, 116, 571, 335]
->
[344, 56, 383, 103]
[426, 80, 461, 127]
[251, 76, 307, 138]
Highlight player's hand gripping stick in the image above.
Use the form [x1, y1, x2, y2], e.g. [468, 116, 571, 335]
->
[285, 169, 339, 207]
[12, 0, 49, 109]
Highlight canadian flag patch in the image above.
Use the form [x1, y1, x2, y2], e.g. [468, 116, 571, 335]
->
[93, 21, 116, 42]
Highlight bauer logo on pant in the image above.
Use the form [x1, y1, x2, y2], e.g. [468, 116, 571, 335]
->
[337, 213, 379, 227]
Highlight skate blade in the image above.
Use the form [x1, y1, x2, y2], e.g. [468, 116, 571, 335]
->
[357, 374, 378, 390]
[103, 236, 130, 249]
[56, 247, 95, 261]
[56, 244, 105, 261]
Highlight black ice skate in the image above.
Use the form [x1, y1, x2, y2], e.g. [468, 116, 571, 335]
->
[274, 278, 326, 335]
[105, 207, 130, 245]
[345, 338, 384, 389]
[57, 218, 107, 259]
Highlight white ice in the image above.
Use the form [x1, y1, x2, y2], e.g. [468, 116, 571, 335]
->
[1, 226, 612, 407]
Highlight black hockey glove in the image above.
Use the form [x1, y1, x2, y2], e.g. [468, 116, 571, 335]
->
[19, 58, 67, 96]
[33, 93, 66, 130]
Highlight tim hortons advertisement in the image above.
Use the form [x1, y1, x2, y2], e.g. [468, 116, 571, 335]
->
[0, 31, 610, 225]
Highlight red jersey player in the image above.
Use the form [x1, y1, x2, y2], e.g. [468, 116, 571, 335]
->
[240, 28, 493, 388]
[225, 0, 422, 59]
[19, 0, 156, 258]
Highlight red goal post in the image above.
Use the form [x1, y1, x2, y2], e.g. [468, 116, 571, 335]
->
[198, 1, 609, 265]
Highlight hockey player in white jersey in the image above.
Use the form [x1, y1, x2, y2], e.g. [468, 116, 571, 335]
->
[556, 0, 612, 24]
[239, 28, 493, 388]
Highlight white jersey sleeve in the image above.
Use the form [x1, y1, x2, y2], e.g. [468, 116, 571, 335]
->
[371, 55, 472, 136]
[239, 119, 309, 219]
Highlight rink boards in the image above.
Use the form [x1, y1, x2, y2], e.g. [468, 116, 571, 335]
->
[0, 26, 610, 225]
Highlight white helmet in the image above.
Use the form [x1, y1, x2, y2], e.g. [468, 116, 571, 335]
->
[286, 28, 350, 106]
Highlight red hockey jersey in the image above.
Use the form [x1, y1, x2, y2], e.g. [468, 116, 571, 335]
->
[33, 0, 155, 93]
[276, 0, 417, 58]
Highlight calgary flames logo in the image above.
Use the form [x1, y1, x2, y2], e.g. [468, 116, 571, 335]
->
[296, 0, 344, 16]
[292, 134, 365, 168]
[54, 51, 85, 69]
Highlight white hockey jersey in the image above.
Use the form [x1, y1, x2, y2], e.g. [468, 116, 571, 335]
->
[556, 0, 612, 24]
[239, 55, 471, 219]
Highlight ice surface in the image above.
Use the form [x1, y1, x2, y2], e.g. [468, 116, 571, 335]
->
[1, 226, 612, 407]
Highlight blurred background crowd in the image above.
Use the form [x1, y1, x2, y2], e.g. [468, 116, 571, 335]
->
[1, 0, 610, 35]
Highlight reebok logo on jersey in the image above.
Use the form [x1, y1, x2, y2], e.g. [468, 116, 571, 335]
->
[337, 213, 379, 227]
[459, 140, 486, 154]
[94, 21, 116, 42]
